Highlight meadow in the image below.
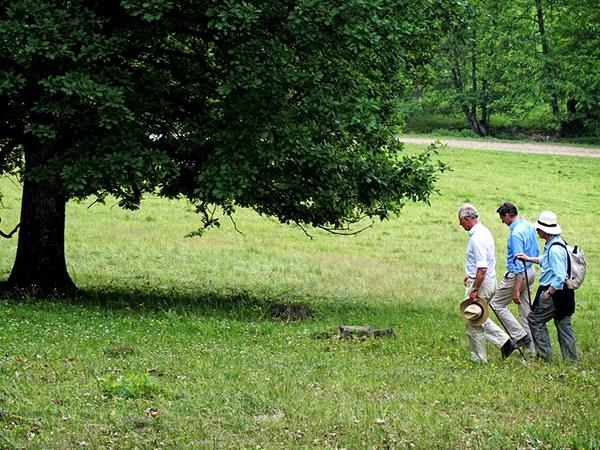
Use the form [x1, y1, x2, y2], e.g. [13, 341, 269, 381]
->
[1, 143, 599, 449]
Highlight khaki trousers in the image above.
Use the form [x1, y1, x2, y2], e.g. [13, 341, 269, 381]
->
[463, 278, 510, 363]
[490, 266, 536, 353]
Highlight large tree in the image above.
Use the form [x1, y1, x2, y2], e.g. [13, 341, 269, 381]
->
[1, 0, 455, 294]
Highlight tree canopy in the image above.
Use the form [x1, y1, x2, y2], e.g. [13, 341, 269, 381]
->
[0, 0, 456, 292]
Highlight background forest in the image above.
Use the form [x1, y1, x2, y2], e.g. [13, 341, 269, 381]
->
[401, 0, 600, 143]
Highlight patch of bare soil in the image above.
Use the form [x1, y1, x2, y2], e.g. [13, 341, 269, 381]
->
[269, 302, 315, 322]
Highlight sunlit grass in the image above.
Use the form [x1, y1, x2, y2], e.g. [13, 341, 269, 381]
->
[0, 145, 599, 448]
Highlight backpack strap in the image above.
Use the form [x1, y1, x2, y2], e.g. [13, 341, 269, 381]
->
[549, 241, 571, 278]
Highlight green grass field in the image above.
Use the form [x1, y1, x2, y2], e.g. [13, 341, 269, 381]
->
[1, 144, 599, 449]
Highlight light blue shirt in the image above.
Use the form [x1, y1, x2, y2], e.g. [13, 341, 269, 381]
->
[506, 218, 540, 273]
[538, 236, 568, 290]
[465, 222, 496, 280]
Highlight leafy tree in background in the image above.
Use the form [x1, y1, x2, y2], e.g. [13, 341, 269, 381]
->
[406, 0, 503, 136]
[551, 0, 600, 135]
[492, 0, 600, 135]
[405, 0, 600, 138]
[0, 0, 456, 293]
[441, 1, 491, 136]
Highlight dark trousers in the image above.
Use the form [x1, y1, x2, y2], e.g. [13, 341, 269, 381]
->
[528, 285, 577, 362]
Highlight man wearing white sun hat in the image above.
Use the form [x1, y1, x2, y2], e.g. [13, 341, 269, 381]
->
[516, 211, 577, 363]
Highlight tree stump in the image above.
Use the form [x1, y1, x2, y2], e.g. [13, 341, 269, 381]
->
[339, 325, 396, 339]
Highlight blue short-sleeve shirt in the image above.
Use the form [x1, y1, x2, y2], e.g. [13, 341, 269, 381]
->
[506, 218, 540, 273]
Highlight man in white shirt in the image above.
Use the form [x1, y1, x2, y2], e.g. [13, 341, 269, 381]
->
[458, 204, 517, 363]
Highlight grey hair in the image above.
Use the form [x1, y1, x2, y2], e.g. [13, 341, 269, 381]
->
[458, 203, 479, 220]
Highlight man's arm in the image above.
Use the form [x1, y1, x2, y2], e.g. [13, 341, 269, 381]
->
[515, 253, 539, 264]
[513, 274, 524, 304]
[469, 267, 487, 301]
[542, 245, 569, 300]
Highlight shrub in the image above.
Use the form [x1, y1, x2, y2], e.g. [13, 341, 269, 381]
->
[100, 373, 160, 399]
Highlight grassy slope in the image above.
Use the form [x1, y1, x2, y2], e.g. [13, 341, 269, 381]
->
[0, 146, 599, 449]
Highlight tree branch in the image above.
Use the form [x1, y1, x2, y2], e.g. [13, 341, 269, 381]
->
[316, 220, 374, 236]
[228, 214, 243, 235]
[0, 218, 20, 239]
[295, 222, 314, 240]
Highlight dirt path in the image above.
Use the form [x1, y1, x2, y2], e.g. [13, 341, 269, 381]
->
[400, 136, 600, 158]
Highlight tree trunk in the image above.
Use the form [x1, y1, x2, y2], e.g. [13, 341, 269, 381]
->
[535, 0, 560, 119]
[469, 29, 484, 136]
[466, 113, 481, 135]
[480, 79, 489, 135]
[561, 98, 584, 136]
[6, 144, 76, 294]
[448, 36, 486, 137]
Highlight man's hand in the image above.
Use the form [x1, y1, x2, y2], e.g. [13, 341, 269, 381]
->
[468, 289, 478, 301]
[515, 253, 536, 264]
[513, 289, 521, 305]
[463, 276, 468, 286]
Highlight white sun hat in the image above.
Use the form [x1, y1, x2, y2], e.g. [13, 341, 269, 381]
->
[535, 210, 562, 235]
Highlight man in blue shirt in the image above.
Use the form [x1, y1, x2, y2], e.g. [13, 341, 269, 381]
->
[490, 202, 539, 355]
[516, 211, 577, 363]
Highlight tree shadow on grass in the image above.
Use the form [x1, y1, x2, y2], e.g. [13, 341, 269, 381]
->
[75, 286, 276, 321]
[0, 281, 448, 327]
[77, 286, 445, 324]
[0, 283, 320, 322]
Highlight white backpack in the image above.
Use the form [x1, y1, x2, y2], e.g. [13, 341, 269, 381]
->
[550, 241, 587, 290]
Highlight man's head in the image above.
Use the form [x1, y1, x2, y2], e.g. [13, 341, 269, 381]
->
[458, 203, 479, 231]
[496, 202, 518, 226]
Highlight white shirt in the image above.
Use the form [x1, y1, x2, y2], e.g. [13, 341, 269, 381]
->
[465, 222, 496, 280]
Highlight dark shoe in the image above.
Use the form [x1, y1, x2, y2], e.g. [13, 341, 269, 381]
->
[501, 339, 517, 359]
[516, 335, 532, 347]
